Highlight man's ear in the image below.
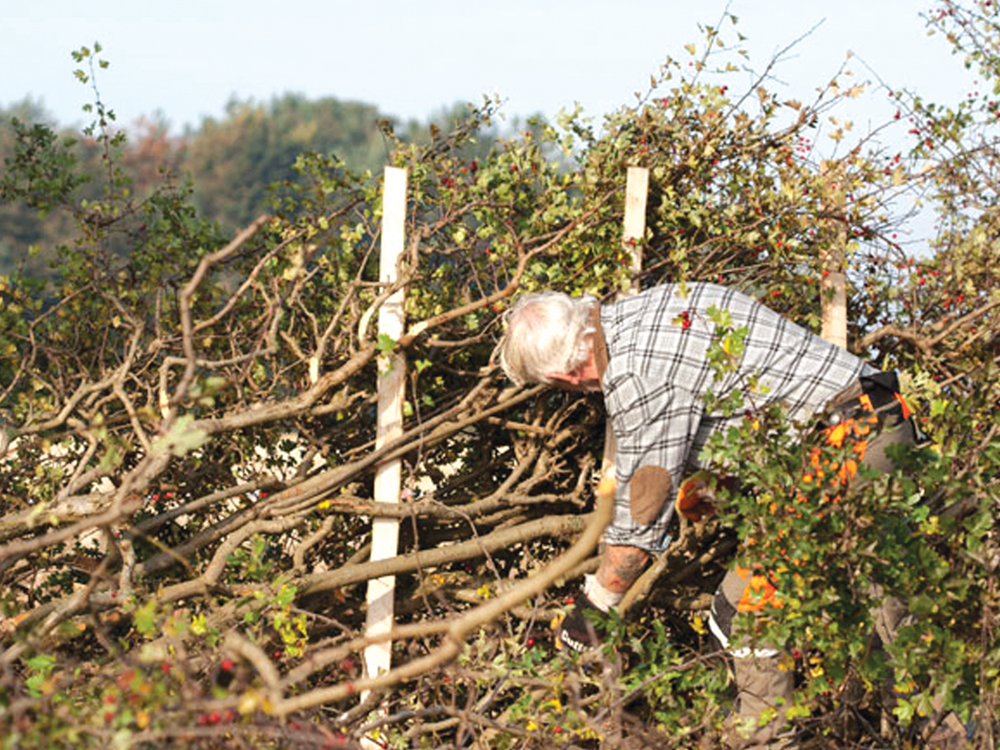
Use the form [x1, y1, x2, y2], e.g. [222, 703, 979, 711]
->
[546, 371, 585, 391]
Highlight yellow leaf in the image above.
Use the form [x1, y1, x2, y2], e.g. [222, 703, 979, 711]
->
[238, 690, 261, 715]
[690, 615, 707, 635]
[894, 680, 916, 695]
[684, 43, 696, 55]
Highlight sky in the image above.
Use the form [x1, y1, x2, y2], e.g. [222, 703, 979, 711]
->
[2, 0, 971, 139]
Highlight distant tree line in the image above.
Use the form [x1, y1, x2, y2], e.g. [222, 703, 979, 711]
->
[0, 93, 503, 279]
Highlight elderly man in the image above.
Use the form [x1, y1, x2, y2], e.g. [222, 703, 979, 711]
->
[498, 282, 936, 749]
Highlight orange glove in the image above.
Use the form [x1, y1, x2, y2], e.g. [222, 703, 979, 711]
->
[676, 470, 720, 522]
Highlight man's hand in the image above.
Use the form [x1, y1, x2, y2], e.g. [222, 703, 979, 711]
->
[676, 470, 721, 522]
[558, 593, 603, 652]
[558, 546, 650, 653]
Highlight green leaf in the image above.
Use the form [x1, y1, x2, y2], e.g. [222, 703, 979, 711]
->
[133, 600, 158, 637]
[893, 697, 915, 724]
[27, 654, 57, 675]
[930, 398, 949, 418]
[151, 415, 209, 458]
[376, 333, 396, 354]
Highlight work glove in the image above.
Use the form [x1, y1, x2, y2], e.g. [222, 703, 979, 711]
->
[558, 592, 604, 653]
[557, 575, 622, 653]
[676, 470, 723, 522]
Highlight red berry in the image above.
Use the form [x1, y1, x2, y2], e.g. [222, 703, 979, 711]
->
[221, 658, 234, 672]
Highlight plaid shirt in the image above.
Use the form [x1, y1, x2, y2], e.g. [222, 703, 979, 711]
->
[598, 283, 874, 553]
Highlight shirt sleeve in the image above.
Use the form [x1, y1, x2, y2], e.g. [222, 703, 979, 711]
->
[603, 372, 704, 554]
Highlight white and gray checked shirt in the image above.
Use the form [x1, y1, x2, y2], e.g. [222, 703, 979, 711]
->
[599, 283, 875, 553]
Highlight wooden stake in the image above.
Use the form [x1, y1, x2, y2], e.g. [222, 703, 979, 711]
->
[820, 160, 848, 348]
[603, 166, 650, 479]
[363, 167, 408, 689]
[623, 166, 649, 296]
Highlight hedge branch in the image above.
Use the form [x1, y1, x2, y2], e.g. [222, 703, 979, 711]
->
[271, 475, 616, 716]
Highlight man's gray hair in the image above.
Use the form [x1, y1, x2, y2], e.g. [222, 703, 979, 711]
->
[498, 291, 598, 386]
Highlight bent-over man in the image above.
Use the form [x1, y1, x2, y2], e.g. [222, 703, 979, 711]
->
[498, 282, 959, 749]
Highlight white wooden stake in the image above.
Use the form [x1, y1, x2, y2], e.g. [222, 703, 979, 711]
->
[603, 166, 650, 479]
[820, 160, 848, 348]
[623, 166, 649, 297]
[363, 167, 408, 690]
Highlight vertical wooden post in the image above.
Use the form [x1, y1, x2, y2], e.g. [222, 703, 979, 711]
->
[820, 160, 848, 348]
[623, 166, 649, 296]
[363, 166, 408, 688]
[603, 166, 650, 479]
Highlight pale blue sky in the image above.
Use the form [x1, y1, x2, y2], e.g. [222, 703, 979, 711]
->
[2, 0, 970, 137]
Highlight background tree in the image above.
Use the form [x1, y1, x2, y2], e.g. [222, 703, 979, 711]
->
[0, 91, 501, 282]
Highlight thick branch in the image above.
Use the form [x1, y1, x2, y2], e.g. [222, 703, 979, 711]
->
[273, 477, 616, 716]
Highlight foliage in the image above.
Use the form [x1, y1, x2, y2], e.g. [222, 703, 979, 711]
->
[0, 88, 499, 283]
[0, 6, 998, 748]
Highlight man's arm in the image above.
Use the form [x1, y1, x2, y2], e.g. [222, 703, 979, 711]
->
[557, 544, 651, 651]
[596, 544, 650, 594]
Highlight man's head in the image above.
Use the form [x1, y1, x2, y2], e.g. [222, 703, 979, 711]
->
[498, 291, 601, 390]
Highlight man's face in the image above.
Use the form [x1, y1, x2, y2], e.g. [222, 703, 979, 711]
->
[547, 349, 602, 393]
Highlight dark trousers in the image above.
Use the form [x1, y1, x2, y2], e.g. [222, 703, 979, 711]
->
[706, 373, 948, 749]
